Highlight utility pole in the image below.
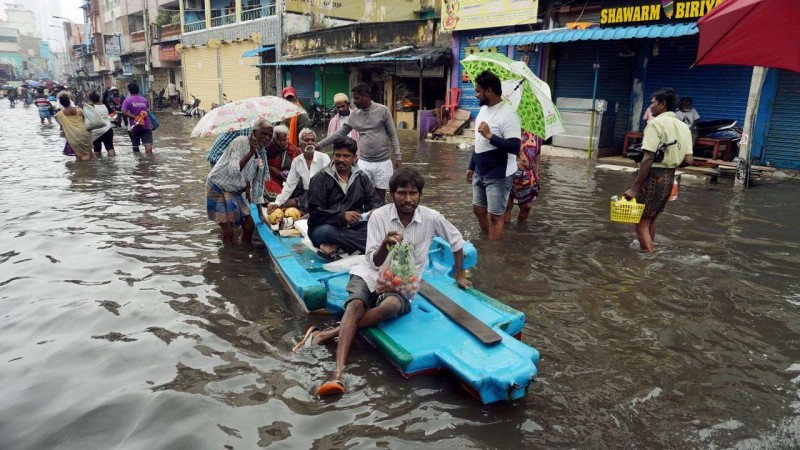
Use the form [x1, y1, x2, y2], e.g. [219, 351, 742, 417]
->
[143, 0, 152, 102]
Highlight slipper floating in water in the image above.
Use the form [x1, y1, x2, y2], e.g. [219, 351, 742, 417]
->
[291, 326, 319, 353]
[317, 380, 345, 396]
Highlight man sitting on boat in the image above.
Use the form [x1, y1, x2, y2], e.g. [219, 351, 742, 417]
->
[267, 128, 331, 214]
[264, 125, 303, 202]
[295, 167, 473, 395]
[205, 120, 273, 245]
[306, 136, 382, 260]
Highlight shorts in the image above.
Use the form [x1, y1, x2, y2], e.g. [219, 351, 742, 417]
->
[356, 159, 393, 190]
[344, 275, 412, 317]
[472, 174, 514, 216]
[38, 107, 51, 120]
[130, 127, 153, 146]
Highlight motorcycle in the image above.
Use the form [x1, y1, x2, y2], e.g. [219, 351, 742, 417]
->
[693, 119, 742, 161]
[308, 100, 332, 127]
[182, 94, 204, 117]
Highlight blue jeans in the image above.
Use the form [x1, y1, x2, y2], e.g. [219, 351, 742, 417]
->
[472, 174, 513, 216]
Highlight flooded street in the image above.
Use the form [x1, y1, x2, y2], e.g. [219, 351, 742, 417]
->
[1, 103, 799, 449]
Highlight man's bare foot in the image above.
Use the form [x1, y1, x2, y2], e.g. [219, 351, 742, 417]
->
[319, 243, 340, 255]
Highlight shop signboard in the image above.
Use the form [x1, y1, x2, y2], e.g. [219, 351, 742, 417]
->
[396, 63, 444, 78]
[104, 35, 121, 56]
[600, 0, 724, 27]
[439, 0, 539, 32]
[159, 44, 179, 61]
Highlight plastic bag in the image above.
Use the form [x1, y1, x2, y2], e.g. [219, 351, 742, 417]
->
[83, 105, 107, 131]
[375, 242, 421, 300]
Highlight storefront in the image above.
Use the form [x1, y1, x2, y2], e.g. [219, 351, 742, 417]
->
[478, 0, 742, 152]
[752, 69, 800, 170]
[179, 39, 262, 109]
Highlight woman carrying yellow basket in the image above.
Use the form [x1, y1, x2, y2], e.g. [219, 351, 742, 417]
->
[622, 88, 694, 253]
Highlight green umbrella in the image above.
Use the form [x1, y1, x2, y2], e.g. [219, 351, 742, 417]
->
[461, 52, 564, 139]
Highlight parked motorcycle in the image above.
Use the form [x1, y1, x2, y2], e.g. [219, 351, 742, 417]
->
[182, 94, 204, 117]
[308, 100, 332, 127]
[693, 119, 742, 161]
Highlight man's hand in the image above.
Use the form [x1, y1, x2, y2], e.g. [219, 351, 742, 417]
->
[623, 189, 638, 200]
[393, 159, 401, 170]
[383, 231, 403, 247]
[478, 121, 493, 140]
[314, 142, 321, 151]
[455, 275, 472, 290]
[343, 211, 361, 224]
[266, 202, 278, 213]
[465, 169, 474, 183]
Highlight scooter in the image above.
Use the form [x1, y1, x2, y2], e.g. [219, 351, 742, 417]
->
[694, 119, 742, 161]
[182, 94, 204, 117]
[308, 100, 333, 127]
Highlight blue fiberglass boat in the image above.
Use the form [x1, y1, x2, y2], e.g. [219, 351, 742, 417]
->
[250, 205, 540, 404]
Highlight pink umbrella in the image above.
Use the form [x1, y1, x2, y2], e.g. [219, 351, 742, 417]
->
[191, 95, 307, 138]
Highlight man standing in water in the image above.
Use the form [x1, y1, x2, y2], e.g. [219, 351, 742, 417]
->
[120, 83, 154, 154]
[624, 88, 693, 252]
[465, 70, 521, 240]
[294, 167, 471, 396]
[316, 82, 401, 202]
[327, 93, 360, 147]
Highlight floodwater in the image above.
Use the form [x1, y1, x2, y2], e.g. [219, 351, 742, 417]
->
[1, 103, 799, 449]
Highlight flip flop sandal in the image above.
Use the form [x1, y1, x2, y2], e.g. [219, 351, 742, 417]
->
[291, 326, 319, 353]
[317, 380, 345, 396]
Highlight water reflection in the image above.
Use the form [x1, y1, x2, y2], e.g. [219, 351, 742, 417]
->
[0, 103, 798, 448]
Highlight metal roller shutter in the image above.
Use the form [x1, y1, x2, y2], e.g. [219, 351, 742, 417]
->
[644, 36, 751, 125]
[182, 47, 220, 111]
[458, 28, 507, 118]
[762, 70, 800, 170]
[553, 41, 635, 147]
[322, 65, 350, 108]
[287, 67, 315, 109]
[220, 41, 261, 101]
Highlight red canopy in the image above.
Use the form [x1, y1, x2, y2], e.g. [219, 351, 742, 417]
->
[696, 0, 800, 73]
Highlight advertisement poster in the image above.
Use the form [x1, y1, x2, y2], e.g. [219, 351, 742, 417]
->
[440, 0, 540, 32]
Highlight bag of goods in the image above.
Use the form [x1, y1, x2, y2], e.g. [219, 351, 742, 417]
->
[284, 207, 302, 220]
[267, 208, 284, 225]
[375, 242, 421, 300]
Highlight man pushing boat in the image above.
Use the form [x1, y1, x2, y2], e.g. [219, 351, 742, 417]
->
[294, 167, 472, 395]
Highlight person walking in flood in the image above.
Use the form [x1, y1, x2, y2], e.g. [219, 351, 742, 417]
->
[505, 130, 541, 223]
[623, 88, 693, 252]
[120, 83, 154, 154]
[53, 94, 94, 161]
[86, 92, 115, 157]
[465, 70, 521, 240]
[205, 120, 273, 245]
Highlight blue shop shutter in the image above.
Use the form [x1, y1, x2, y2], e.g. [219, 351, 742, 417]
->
[288, 67, 315, 109]
[644, 36, 751, 126]
[762, 70, 800, 170]
[552, 41, 636, 148]
[457, 28, 506, 118]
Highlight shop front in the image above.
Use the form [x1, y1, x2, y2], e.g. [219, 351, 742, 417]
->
[752, 69, 800, 170]
[179, 38, 262, 109]
[478, 0, 744, 155]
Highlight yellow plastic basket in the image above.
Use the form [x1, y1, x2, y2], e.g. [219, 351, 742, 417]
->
[610, 196, 645, 224]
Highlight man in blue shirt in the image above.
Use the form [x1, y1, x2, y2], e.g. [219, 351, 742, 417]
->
[207, 129, 250, 167]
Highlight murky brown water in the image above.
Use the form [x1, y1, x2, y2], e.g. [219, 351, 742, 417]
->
[1, 104, 799, 449]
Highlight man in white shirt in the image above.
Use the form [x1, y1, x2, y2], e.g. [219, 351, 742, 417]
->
[166, 81, 178, 108]
[267, 128, 331, 212]
[465, 70, 522, 240]
[293, 167, 472, 396]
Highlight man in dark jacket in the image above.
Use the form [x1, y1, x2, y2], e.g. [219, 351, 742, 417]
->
[307, 136, 381, 258]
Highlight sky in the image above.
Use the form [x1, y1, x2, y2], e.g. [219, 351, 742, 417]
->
[0, 0, 85, 52]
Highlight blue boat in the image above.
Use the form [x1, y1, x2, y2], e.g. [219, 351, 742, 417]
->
[250, 204, 540, 404]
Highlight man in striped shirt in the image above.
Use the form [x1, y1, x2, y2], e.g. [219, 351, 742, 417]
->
[294, 167, 472, 395]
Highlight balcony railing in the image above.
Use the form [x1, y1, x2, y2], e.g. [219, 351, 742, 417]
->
[242, 4, 275, 21]
[184, 20, 206, 33]
[210, 13, 236, 28]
